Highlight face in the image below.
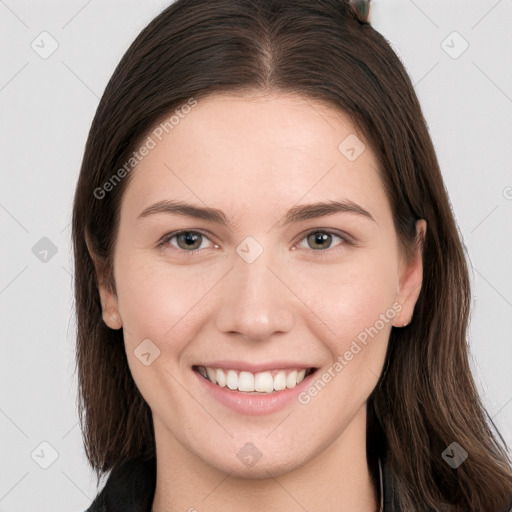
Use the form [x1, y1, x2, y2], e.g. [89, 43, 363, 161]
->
[94, 92, 424, 478]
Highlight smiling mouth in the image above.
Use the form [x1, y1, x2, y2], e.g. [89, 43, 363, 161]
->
[192, 365, 317, 394]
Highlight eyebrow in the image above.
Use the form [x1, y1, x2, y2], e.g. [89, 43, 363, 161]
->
[137, 199, 376, 226]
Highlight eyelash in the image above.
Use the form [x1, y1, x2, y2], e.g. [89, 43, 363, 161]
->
[157, 228, 353, 256]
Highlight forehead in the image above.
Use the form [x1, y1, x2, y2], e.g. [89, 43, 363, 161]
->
[120, 92, 389, 225]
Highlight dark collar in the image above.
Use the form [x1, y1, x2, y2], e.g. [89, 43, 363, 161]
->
[85, 454, 400, 512]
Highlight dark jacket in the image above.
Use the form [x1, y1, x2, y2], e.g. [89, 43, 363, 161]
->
[84, 453, 402, 512]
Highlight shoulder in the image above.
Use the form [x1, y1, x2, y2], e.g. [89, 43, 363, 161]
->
[84, 497, 105, 512]
[83, 454, 156, 512]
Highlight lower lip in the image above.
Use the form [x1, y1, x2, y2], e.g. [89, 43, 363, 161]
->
[193, 369, 316, 416]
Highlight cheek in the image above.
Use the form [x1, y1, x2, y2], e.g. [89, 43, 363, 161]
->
[294, 246, 399, 342]
[290, 247, 399, 404]
[112, 254, 215, 408]
[113, 253, 225, 347]
[299, 260, 398, 408]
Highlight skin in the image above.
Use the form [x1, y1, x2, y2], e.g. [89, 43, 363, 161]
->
[90, 91, 426, 512]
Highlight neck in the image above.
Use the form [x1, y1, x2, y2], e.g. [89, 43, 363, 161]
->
[151, 406, 380, 512]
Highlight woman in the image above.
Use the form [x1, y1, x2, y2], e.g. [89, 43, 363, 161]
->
[72, 0, 512, 510]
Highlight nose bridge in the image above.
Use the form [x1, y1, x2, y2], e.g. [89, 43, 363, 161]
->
[215, 236, 294, 340]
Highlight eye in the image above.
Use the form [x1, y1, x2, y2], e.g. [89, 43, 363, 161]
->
[158, 230, 216, 253]
[293, 229, 351, 253]
[158, 228, 352, 255]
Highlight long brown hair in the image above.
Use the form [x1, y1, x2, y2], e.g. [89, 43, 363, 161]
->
[72, 1, 512, 510]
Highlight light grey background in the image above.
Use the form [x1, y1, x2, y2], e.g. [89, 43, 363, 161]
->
[0, 1, 511, 511]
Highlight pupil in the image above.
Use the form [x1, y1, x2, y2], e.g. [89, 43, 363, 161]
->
[310, 232, 330, 249]
[182, 232, 199, 248]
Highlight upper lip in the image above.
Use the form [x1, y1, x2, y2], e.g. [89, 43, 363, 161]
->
[193, 361, 317, 373]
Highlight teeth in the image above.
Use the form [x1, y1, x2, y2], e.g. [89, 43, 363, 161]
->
[226, 370, 238, 390]
[273, 371, 287, 391]
[286, 370, 298, 389]
[215, 368, 226, 387]
[206, 367, 216, 384]
[255, 371, 274, 393]
[238, 371, 255, 392]
[196, 366, 311, 393]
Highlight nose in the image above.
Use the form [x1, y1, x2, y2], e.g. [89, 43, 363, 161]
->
[215, 246, 295, 342]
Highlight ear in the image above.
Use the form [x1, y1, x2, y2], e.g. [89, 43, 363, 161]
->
[85, 231, 122, 330]
[392, 219, 427, 328]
